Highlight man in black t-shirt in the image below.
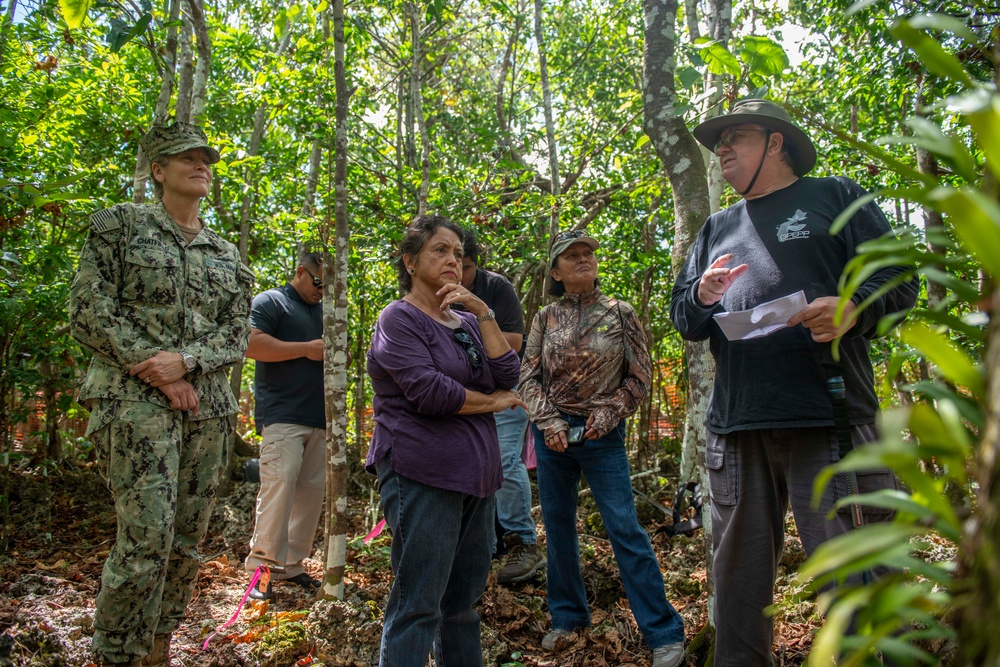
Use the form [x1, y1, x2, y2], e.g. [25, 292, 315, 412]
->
[460, 231, 545, 584]
[244, 251, 328, 599]
[670, 99, 917, 666]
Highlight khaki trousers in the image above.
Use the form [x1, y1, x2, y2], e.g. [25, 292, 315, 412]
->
[246, 423, 326, 578]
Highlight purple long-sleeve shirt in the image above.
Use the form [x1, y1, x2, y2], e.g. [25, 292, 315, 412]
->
[365, 299, 521, 497]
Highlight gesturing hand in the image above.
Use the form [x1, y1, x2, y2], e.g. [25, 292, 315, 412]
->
[698, 254, 749, 306]
[787, 296, 857, 343]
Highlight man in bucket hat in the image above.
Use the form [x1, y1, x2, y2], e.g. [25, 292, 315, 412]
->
[669, 99, 918, 665]
[71, 121, 253, 666]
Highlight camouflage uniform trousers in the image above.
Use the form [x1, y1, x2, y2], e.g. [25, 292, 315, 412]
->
[88, 399, 230, 663]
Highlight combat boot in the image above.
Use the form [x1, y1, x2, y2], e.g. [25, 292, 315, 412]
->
[141, 633, 171, 667]
[95, 657, 141, 667]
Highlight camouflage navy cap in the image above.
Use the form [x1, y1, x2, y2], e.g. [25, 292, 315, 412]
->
[140, 122, 221, 164]
[549, 229, 599, 267]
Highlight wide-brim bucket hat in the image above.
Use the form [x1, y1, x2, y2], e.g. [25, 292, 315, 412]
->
[549, 229, 599, 267]
[693, 99, 816, 176]
[140, 121, 221, 164]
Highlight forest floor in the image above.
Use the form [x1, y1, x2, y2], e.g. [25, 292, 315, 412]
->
[0, 463, 820, 667]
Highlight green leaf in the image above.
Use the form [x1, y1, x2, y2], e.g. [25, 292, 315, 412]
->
[965, 92, 1000, 183]
[695, 39, 741, 78]
[130, 12, 152, 40]
[929, 187, 1000, 278]
[738, 36, 788, 77]
[59, 0, 91, 29]
[902, 116, 979, 182]
[890, 20, 974, 88]
[846, 0, 879, 15]
[798, 524, 919, 582]
[41, 174, 86, 191]
[908, 13, 980, 44]
[274, 10, 288, 40]
[676, 66, 702, 90]
[901, 321, 985, 398]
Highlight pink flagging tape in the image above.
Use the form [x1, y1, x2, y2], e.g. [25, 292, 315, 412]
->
[363, 518, 386, 544]
[201, 565, 268, 650]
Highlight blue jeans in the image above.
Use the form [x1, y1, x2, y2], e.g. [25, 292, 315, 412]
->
[376, 459, 495, 667]
[493, 405, 536, 546]
[535, 415, 684, 649]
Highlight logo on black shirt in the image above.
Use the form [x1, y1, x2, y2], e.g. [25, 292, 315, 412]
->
[777, 209, 810, 242]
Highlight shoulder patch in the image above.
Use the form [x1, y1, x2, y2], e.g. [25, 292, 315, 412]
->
[89, 208, 121, 235]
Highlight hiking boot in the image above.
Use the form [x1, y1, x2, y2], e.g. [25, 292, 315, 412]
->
[498, 534, 545, 584]
[652, 640, 685, 667]
[141, 633, 171, 667]
[541, 628, 576, 651]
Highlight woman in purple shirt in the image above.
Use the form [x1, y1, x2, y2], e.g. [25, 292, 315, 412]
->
[366, 215, 525, 667]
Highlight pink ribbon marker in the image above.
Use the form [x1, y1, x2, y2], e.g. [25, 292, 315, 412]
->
[363, 518, 386, 544]
[202, 565, 268, 650]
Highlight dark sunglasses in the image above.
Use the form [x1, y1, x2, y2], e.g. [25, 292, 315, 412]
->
[553, 229, 585, 243]
[303, 267, 322, 289]
[453, 328, 483, 369]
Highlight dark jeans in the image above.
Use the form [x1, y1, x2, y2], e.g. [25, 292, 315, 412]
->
[535, 415, 685, 649]
[376, 460, 495, 667]
[708, 424, 896, 666]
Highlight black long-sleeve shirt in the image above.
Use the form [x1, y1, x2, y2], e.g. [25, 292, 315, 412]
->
[670, 176, 918, 433]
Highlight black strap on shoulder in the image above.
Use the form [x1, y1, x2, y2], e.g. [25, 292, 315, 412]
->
[821, 346, 865, 527]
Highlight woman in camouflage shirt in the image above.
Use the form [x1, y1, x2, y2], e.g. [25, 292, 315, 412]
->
[518, 230, 685, 667]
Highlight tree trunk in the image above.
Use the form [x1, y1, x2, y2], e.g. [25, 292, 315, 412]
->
[406, 2, 430, 214]
[32, 359, 61, 464]
[915, 75, 947, 308]
[534, 0, 561, 237]
[320, 0, 350, 601]
[642, 0, 716, 619]
[174, 8, 194, 123]
[636, 196, 660, 463]
[133, 0, 180, 203]
[185, 0, 211, 121]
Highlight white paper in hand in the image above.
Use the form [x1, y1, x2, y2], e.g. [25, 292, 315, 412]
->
[712, 291, 808, 341]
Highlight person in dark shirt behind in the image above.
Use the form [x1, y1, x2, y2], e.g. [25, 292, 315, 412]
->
[244, 251, 331, 600]
[365, 215, 526, 667]
[458, 230, 544, 584]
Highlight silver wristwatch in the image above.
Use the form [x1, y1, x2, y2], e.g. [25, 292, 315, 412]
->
[477, 309, 496, 323]
[181, 352, 197, 372]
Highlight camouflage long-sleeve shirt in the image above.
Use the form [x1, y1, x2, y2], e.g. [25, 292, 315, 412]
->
[518, 287, 652, 438]
[70, 202, 254, 420]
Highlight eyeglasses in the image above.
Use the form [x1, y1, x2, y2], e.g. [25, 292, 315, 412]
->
[553, 229, 584, 243]
[713, 128, 770, 154]
[303, 267, 322, 289]
[453, 328, 483, 369]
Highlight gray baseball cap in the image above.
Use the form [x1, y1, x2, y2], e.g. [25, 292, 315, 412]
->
[693, 99, 816, 176]
[140, 122, 221, 164]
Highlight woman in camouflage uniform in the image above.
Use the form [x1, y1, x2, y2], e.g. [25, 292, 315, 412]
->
[70, 122, 254, 667]
[518, 230, 686, 667]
